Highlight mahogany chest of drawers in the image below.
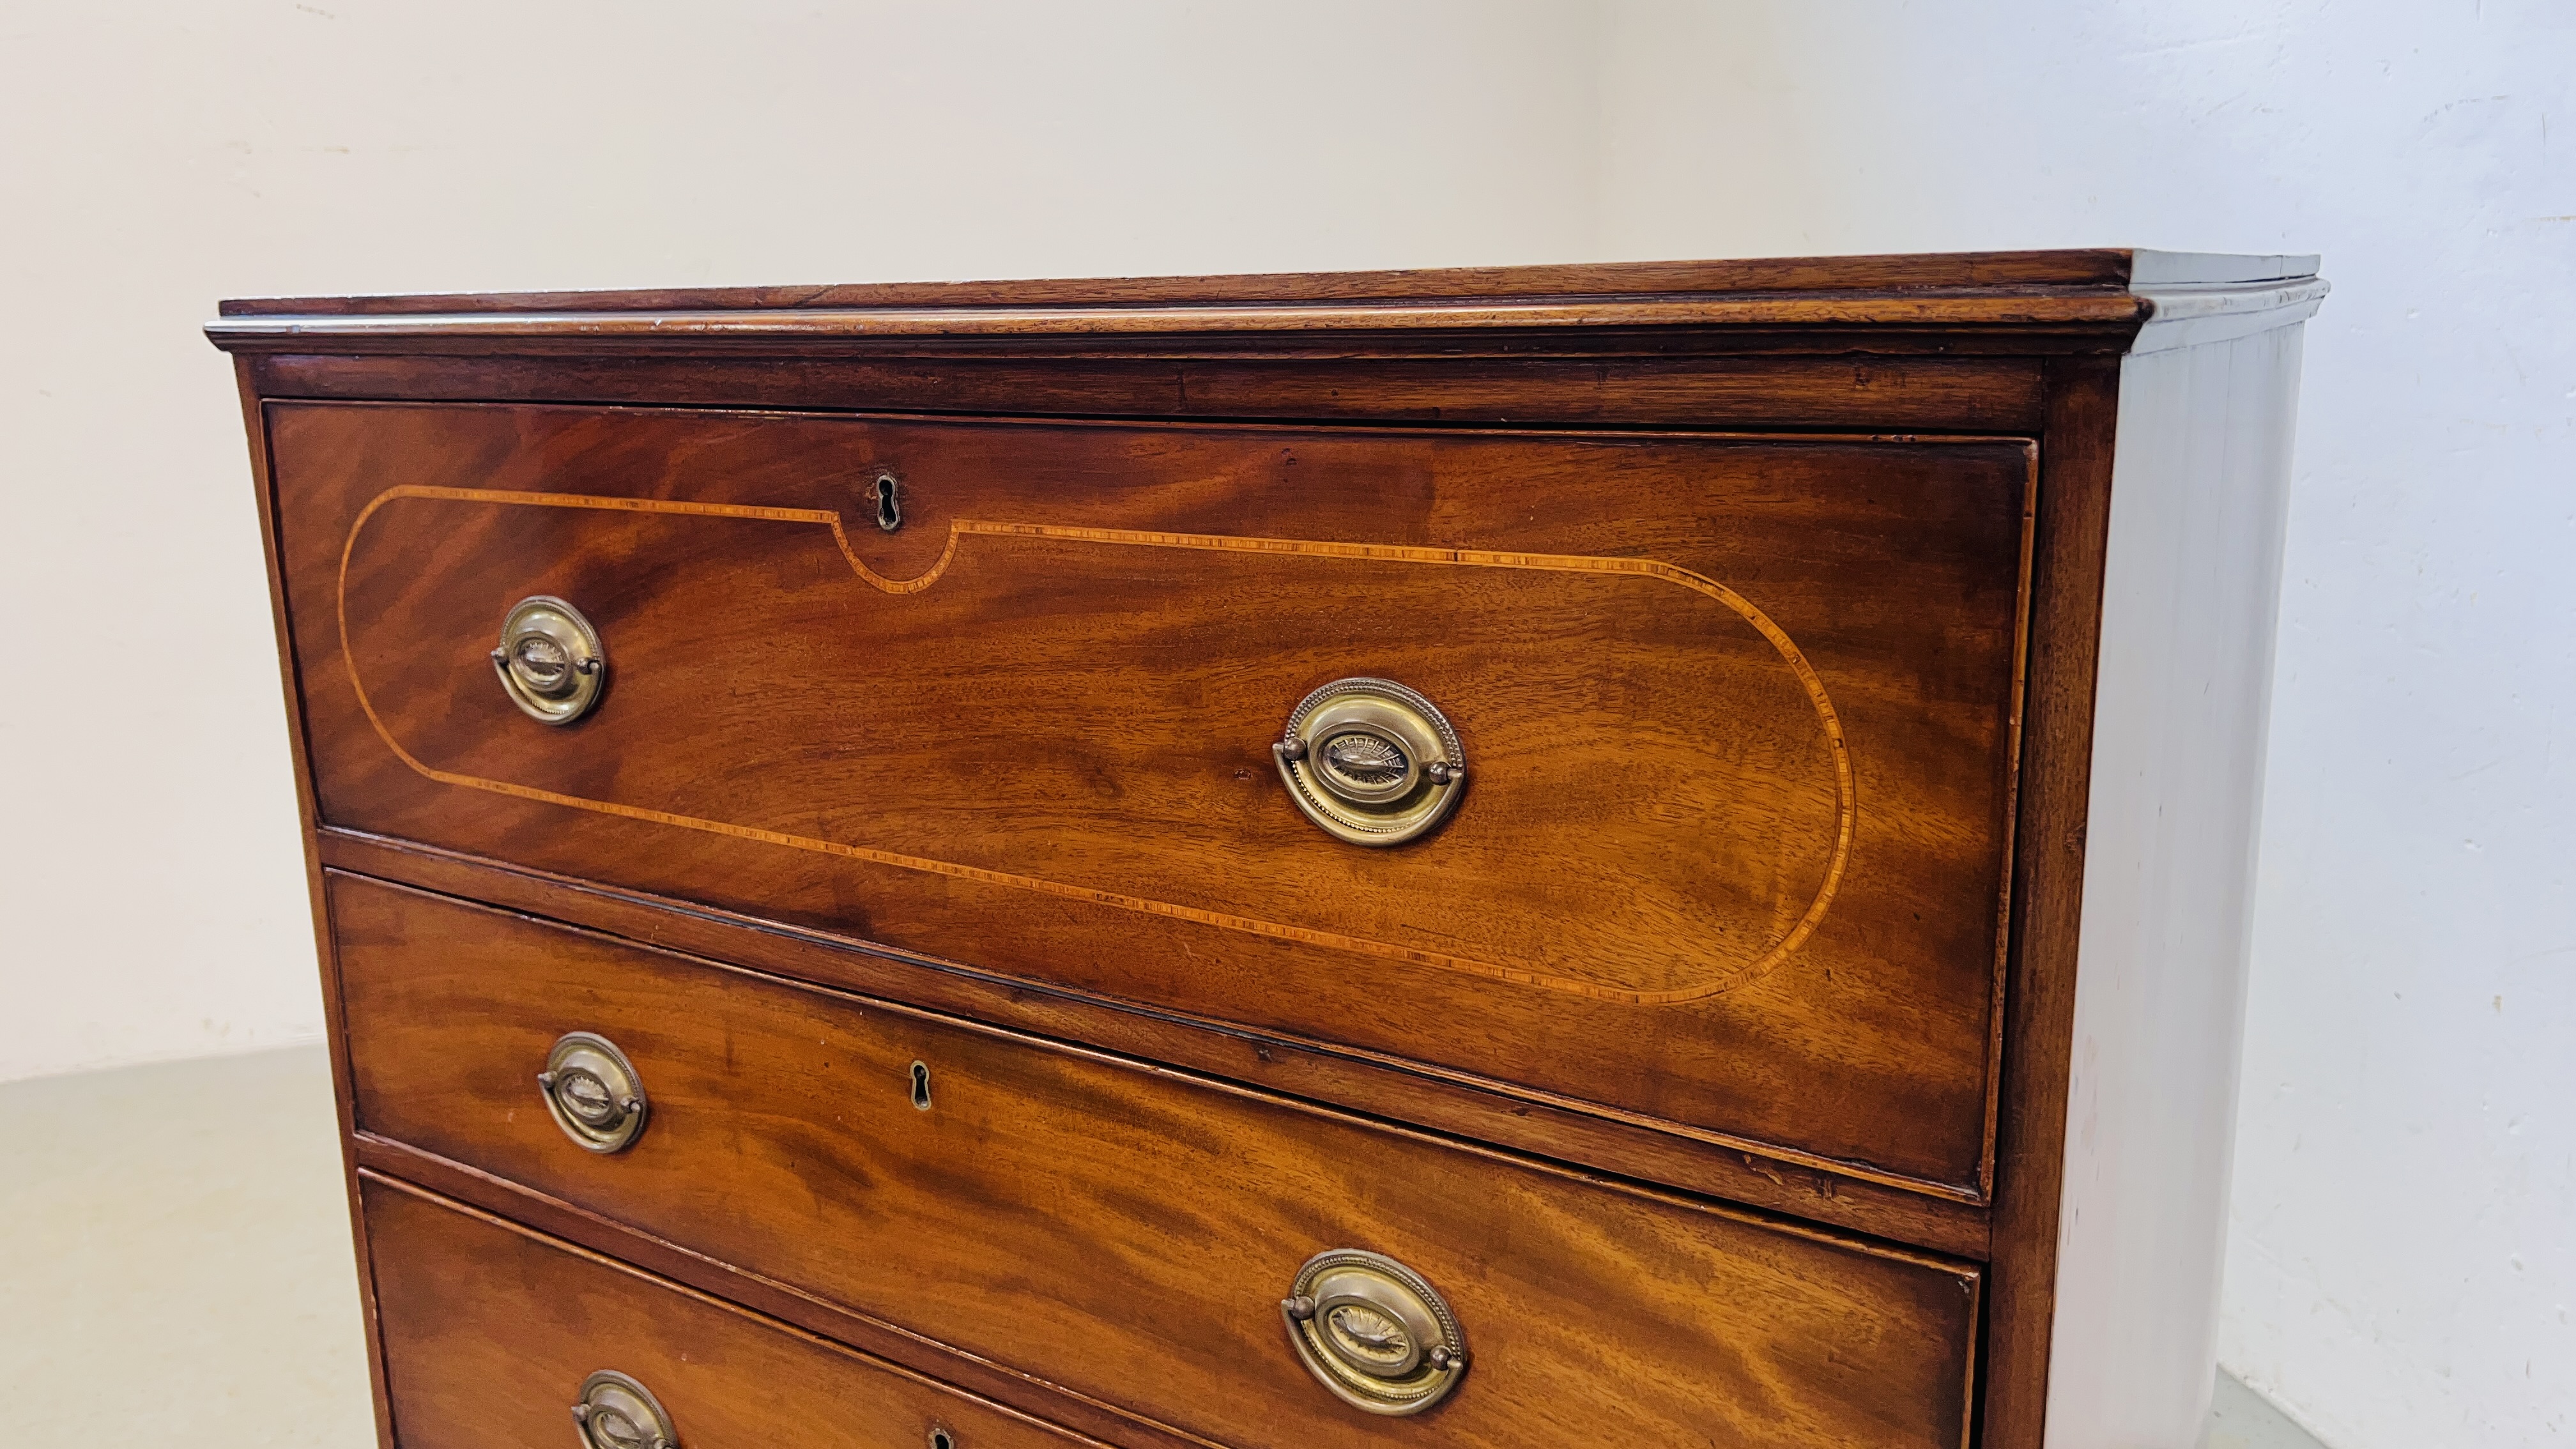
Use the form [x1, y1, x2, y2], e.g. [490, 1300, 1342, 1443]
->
[211, 250, 2323, 1449]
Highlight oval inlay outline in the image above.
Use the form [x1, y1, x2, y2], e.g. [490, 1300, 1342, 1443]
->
[338, 484, 1856, 1006]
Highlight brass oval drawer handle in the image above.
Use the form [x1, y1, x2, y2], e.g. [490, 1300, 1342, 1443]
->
[1272, 678, 1466, 847]
[572, 1369, 677, 1449]
[491, 594, 606, 725]
[1280, 1248, 1468, 1416]
[539, 1032, 648, 1153]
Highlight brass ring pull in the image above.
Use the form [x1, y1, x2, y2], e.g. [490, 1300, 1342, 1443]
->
[539, 1032, 649, 1153]
[572, 1370, 678, 1449]
[1273, 678, 1466, 847]
[1280, 1248, 1469, 1416]
[492, 595, 606, 725]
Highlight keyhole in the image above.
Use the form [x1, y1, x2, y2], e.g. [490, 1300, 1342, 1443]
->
[909, 1060, 932, 1111]
[873, 472, 903, 532]
[928, 1428, 956, 1449]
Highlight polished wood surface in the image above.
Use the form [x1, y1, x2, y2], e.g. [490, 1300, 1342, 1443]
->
[334, 872, 1984, 1449]
[351, 1131, 1213, 1449]
[206, 291, 2155, 351]
[362, 1175, 1099, 1449]
[217, 253, 2323, 1449]
[240, 352, 2054, 433]
[219, 248, 2316, 325]
[1982, 355, 2124, 1449]
[208, 251, 2320, 360]
[316, 824, 1991, 1257]
[219, 248, 2150, 316]
[279, 401, 2030, 1195]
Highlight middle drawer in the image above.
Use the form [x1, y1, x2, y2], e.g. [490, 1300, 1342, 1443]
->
[332, 870, 1979, 1449]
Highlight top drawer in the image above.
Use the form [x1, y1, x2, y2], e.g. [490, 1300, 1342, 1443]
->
[269, 402, 2030, 1197]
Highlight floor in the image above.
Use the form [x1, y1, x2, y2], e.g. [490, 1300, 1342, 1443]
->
[2210, 1370, 2334, 1449]
[0, 1046, 374, 1445]
[0, 1045, 2329, 1447]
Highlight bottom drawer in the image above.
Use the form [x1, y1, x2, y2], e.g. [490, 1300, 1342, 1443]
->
[362, 1174, 1092, 1449]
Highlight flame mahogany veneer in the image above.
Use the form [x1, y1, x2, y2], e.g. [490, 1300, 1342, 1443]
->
[213, 249, 2322, 1449]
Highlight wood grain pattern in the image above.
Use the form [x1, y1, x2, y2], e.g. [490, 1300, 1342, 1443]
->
[355, 1133, 1218, 1449]
[362, 1174, 1104, 1449]
[243, 351, 2054, 437]
[216, 252, 2325, 1449]
[207, 253, 2318, 359]
[203, 293, 2153, 353]
[277, 402, 2032, 1194]
[336, 484, 1860, 1005]
[1981, 356, 2123, 1449]
[206, 246, 2318, 317]
[334, 871, 1984, 1449]
[317, 827, 1992, 1257]
[219, 280, 2314, 356]
[221, 249, 2148, 316]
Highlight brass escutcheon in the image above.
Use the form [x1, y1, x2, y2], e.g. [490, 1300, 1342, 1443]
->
[492, 595, 606, 725]
[539, 1032, 648, 1154]
[1273, 678, 1466, 847]
[572, 1370, 677, 1449]
[1280, 1248, 1469, 1416]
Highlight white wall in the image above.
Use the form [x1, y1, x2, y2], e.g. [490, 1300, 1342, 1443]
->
[4, 4, 2566, 1446]
[1590, 4, 2573, 1447]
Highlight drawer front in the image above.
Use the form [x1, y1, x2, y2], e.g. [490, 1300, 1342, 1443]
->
[362, 1175, 1092, 1449]
[335, 873, 1982, 1449]
[277, 401, 2031, 1193]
